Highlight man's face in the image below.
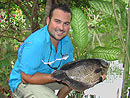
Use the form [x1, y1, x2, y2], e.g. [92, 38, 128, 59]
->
[47, 9, 71, 41]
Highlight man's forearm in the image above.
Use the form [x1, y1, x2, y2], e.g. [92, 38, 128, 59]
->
[57, 86, 72, 98]
[21, 71, 56, 84]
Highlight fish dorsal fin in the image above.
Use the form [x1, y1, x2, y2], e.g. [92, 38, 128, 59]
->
[60, 59, 90, 70]
[60, 59, 107, 70]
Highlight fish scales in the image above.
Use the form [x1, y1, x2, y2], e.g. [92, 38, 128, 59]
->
[66, 62, 102, 83]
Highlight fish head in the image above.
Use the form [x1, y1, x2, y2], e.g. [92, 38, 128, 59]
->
[92, 59, 109, 84]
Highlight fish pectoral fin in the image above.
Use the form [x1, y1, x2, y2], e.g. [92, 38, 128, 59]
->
[64, 79, 90, 92]
[52, 70, 68, 81]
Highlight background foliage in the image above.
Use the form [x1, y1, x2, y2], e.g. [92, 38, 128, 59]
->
[0, 0, 129, 97]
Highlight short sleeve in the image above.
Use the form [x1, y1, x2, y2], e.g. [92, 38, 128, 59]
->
[18, 41, 43, 75]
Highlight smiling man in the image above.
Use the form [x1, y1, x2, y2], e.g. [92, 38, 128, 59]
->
[9, 4, 73, 98]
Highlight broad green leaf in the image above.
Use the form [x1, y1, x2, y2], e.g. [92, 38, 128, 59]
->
[91, 46, 121, 61]
[71, 8, 88, 55]
[89, 1, 113, 16]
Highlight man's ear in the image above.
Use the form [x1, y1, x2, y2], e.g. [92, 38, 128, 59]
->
[46, 17, 50, 25]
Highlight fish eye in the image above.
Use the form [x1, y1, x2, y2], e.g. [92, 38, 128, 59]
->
[94, 68, 102, 73]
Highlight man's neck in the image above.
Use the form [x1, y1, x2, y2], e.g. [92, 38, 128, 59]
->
[50, 37, 59, 52]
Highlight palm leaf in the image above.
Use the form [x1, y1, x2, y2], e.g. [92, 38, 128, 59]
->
[91, 46, 121, 61]
[71, 8, 88, 56]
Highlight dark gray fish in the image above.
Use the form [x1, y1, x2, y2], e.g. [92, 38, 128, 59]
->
[52, 59, 109, 92]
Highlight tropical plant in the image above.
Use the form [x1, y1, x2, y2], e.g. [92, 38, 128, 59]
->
[71, 7, 121, 61]
[70, 8, 88, 60]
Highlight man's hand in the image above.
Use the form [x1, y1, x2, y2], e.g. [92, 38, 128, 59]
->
[52, 70, 69, 82]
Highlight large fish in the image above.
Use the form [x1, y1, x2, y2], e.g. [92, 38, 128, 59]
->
[52, 59, 109, 92]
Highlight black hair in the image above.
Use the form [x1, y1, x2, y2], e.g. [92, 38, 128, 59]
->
[49, 4, 72, 20]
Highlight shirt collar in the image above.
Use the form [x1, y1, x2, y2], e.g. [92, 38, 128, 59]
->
[43, 25, 50, 44]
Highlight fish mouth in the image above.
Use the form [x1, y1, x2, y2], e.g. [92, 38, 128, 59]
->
[96, 77, 103, 83]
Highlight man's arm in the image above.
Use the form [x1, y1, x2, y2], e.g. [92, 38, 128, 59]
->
[21, 71, 56, 84]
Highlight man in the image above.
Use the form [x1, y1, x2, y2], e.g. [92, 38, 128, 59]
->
[9, 4, 73, 98]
